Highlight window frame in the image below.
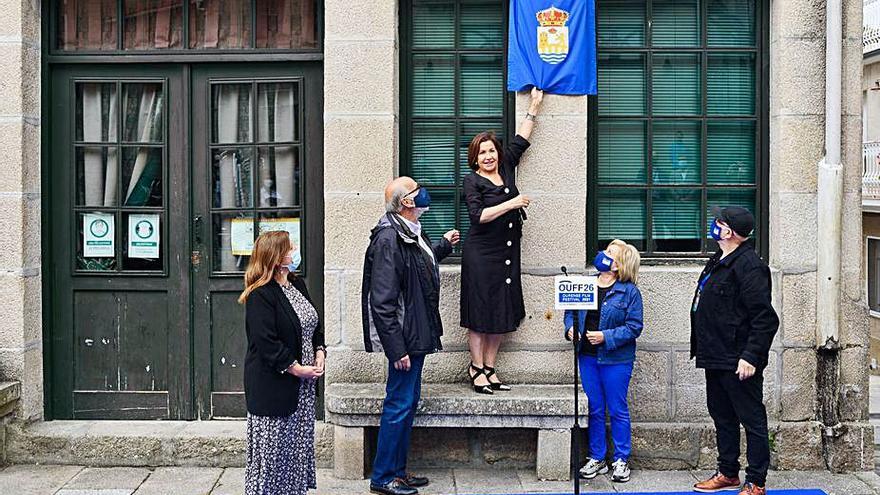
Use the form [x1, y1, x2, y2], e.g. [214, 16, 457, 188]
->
[587, 0, 770, 260]
[47, 0, 324, 59]
[399, 0, 515, 260]
[868, 236, 880, 317]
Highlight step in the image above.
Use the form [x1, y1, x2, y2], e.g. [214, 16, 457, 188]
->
[0, 382, 20, 418]
[5, 420, 333, 468]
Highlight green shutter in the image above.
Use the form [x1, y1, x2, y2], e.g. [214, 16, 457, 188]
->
[597, 188, 646, 248]
[707, 121, 755, 184]
[708, 0, 755, 47]
[598, 54, 646, 116]
[460, 54, 504, 116]
[652, 189, 701, 240]
[598, 121, 646, 184]
[597, 0, 645, 47]
[708, 53, 755, 115]
[461, 1, 504, 49]
[420, 189, 457, 244]
[412, 2, 454, 49]
[652, 53, 701, 115]
[652, 0, 699, 47]
[652, 121, 701, 185]
[412, 54, 455, 117]
[411, 122, 456, 185]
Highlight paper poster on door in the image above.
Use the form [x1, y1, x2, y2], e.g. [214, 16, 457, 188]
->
[259, 218, 301, 249]
[128, 214, 160, 259]
[83, 213, 115, 258]
[230, 218, 255, 256]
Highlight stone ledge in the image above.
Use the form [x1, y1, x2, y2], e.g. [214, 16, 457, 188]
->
[5, 419, 333, 468]
[0, 382, 20, 418]
[326, 383, 588, 428]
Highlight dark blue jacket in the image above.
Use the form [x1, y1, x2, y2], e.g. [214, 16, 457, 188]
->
[563, 280, 644, 364]
[362, 213, 453, 362]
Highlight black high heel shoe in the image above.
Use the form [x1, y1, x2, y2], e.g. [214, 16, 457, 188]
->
[469, 363, 494, 395]
[483, 366, 511, 391]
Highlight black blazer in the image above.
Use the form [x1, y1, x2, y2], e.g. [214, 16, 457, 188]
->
[244, 275, 324, 416]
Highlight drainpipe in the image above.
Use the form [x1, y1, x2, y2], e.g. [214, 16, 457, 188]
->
[816, 0, 844, 458]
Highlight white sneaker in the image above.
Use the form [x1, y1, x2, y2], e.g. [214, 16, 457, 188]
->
[578, 458, 608, 479]
[611, 459, 630, 483]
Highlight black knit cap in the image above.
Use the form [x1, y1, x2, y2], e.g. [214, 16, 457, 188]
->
[711, 205, 755, 238]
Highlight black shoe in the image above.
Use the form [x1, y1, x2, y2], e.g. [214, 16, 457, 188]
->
[370, 479, 418, 495]
[468, 363, 494, 395]
[483, 365, 511, 391]
[402, 473, 430, 487]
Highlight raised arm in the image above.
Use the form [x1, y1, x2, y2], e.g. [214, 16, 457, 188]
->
[515, 88, 544, 141]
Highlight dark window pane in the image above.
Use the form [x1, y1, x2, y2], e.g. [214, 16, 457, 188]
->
[189, 0, 252, 49]
[77, 211, 117, 271]
[411, 123, 456, 186]
[122, 146, 164, 207]
[412, 54, 455, 117]
[460, 54, 504, 116]
[122, 212, 163, 270]
[598, 121, 646, 184]
[652, 53, 701, 115]
[707, 122, 755, 184]
[123, 0, 184, 50]
[58, 0, 118, 50]
[597, 0, 645, 47]
[652, 0, 700, 47]
[257, 82, 301, 143]
[651, 188, 701, 252]
[598, 54, 646, 116]
[212, 147, 254, 208]
[213, 212, 253, 272]
[870, 239, 880, 312]
[122, 83, 165, 143]
[461, 2, 504, 49]
[76, 146, 119, 207]
[255, 0, 318, 49]
[708, 0, 755, 47]
[76, 82, 118, 142]
[708, 53, 756, 115]
[412, 2, 454, 49]
[598, 188, 647, 250]
[652, 121, 701, 185]
[212, 84, 253, 143]
[257, 145, 300, 207]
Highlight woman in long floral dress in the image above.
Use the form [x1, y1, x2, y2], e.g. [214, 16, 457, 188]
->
[239, 231, 325, 495]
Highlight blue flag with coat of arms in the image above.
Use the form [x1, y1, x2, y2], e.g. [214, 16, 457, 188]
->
[507, 1, 597, 95]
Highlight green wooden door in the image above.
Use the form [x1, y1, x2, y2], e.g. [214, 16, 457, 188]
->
[48, 64, 192, 419]
[190, 63, 324, 419]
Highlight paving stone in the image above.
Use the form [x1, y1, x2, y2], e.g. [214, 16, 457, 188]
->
[609, 469, 699, 492]
[410, 469, 456, 495]
[0, 465, 83, 495]
[774, 470, 877, 495]
[313, 468, 371, 493]
[60, 467, 151, 493]
[133, 467, 223, 495]
[210, 468, 244, 495]
[517, 468, 616, 493]
[454, 468, 522, 494]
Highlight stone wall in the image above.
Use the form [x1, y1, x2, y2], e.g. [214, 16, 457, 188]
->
[0, 0, 42, 422]
[322, 0, 873, 472]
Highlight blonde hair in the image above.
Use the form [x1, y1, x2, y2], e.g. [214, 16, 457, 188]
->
[608, 239, 641, 285]
[238, 231, 292, 304]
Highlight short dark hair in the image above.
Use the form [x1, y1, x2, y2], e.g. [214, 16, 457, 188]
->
[467, 132, 504, 171]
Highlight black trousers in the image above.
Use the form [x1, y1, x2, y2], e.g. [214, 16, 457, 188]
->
[705, 369, 770, 487]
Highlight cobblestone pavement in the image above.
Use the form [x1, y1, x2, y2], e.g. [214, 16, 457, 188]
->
[1, 465, 880, 495]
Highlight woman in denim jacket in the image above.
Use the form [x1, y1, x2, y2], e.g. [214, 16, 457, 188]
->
[564, 239, 643, 484]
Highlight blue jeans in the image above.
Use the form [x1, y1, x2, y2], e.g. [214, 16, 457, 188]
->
[579, 354, 634, 462]
[370, 354, 426, 486]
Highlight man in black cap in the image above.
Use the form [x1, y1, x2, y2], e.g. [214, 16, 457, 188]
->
[690, 206, 779, 495]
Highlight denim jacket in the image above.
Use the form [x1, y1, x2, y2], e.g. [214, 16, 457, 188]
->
[563, 280, 644, 365]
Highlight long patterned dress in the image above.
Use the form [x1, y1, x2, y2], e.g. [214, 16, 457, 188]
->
[245, 283, 319, 495]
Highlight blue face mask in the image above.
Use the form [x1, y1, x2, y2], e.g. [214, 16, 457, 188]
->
[709, 220, 725, 241]
[593, 251, 615, 272]
[409, 187, 432, 208]
[286, 250, 302, 272]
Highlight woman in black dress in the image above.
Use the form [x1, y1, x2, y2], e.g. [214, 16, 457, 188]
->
[461, 88, 543, 394]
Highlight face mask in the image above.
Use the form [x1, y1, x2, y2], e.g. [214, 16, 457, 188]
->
[285, 250, 302, 272]
[709, 220, 727, 241]
[410, 187, 432, 208]
[593, 251, 615, 272]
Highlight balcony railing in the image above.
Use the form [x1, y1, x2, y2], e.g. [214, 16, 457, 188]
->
[867, 0, 880, 53]
[864, 142, 880, 202]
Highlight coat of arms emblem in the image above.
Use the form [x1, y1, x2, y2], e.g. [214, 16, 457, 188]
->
[536, 6, 570, 64]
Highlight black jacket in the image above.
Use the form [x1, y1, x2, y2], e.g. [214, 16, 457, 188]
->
[244, 276, 323, 416]
[362, 213, 453, 362]
[690, 239, 779, 371]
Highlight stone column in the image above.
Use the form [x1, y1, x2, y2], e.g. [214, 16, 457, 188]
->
[0, 0, 42, 421]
